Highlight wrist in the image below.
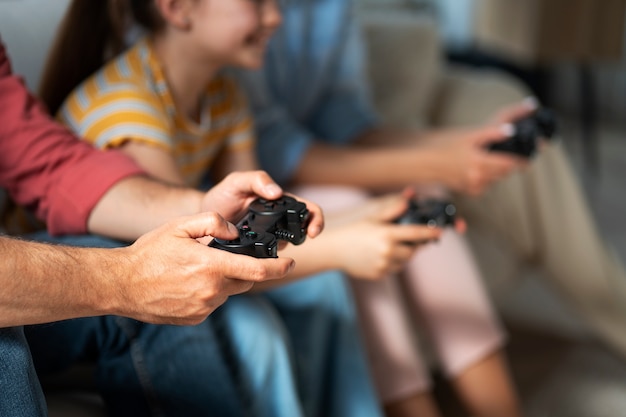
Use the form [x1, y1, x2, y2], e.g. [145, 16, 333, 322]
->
[79, 245, 147, 320]
[78, 247, 129, 317]
[321, 228, 349, 271]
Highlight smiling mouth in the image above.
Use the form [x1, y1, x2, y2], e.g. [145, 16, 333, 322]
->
[246, 30, 273, 48]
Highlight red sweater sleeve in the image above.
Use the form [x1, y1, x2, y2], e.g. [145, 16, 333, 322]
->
[0, 42, 145, 235]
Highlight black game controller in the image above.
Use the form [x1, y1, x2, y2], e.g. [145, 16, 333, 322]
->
[488, 107, 557, 158]
[394, 199, 457, 228]
[209, 196, 310, 258]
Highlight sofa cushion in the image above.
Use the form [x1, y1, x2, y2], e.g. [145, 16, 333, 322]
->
[359, 9, 443, 129]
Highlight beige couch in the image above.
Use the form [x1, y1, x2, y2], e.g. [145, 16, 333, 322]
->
[363, 7, 595, 341]
[0, 2, 535, 416]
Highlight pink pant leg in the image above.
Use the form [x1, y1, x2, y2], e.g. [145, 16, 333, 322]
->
[402, 229, 507, 378]
[288, 185, 369, 213]
[290, 185, 433, 402]
[291, 186, 505, 399]
[349, 276, 434, 401]
[349, 228, 506, 402]
[292, 186, 507, 400]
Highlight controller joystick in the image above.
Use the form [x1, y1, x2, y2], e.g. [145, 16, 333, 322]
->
[209, 196, 310, 258]
[394, 199, 456, 228]
[489, 107, 557, 158]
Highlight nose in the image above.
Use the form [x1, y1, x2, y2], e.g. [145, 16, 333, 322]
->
[263, 0, 282, 30]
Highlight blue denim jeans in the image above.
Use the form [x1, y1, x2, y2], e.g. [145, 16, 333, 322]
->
[219, 273, 383, 417]
[22, 233, 245, 416]
[0, 327, 48, 417]
[25, 315, 245, 416]
[14, 233, 383, 417]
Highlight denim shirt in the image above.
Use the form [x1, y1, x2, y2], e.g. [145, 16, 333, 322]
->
[234, 0, 379, 185]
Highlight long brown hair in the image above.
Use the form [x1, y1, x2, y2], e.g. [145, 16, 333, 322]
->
[38, 0, 164, 115]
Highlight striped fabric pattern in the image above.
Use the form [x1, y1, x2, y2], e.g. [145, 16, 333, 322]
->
[58, 38, 254, 186]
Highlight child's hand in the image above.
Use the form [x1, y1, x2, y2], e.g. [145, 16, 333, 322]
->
[325, 192, 442, 280]
[201, 170, 324, 238]
[326, 221, 441, 281]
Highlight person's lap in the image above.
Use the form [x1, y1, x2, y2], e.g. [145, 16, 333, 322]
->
[22, 232, 383, 417]
[0, 326, 48, 417]
[223, 271, 384, 417]
[22, 232, 245, 416]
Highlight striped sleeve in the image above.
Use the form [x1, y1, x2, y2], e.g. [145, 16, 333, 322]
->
[58, 81, 173, 151]
[220, 76, 255, 153]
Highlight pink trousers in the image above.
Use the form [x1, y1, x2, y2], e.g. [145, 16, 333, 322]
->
[293, 185, 506, 403]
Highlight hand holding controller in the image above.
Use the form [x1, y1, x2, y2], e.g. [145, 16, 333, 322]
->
[394, 199, 457, 228]
[209, 196, 310, 258]
[489, 107, 557, 158]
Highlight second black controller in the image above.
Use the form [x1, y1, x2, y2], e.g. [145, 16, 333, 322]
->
[488, 107, 557, 158]
[209, 196, 310, 258]
[394, 199, 457, 228]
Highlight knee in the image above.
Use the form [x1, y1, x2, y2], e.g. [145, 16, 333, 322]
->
[289, 185, 370, 213]
[217, 295, 291, 361]
[268, 271, 358, 319]
[310, 271, 357, 315]
[0, 327, 36, 379]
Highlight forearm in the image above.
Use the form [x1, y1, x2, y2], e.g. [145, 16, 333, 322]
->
[355, 126, 421, 147]
[356, 126, 455, 147]
[87, 176, 204, 241]
[293, 141, 448, 191]
[252, 202, 380, 291]
[251, 234, 342, 291]
[0, 236, 122, 327]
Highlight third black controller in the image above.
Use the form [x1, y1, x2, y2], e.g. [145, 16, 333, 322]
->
[209, 196, 310, 258]
[488, 107, 557, 158]
[394, 199, 457, 228]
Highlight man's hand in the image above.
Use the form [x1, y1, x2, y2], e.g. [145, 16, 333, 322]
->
[202, 170, 324, 238]
[112, 211, 296, 325]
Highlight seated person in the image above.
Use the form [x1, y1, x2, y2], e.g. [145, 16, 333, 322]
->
[0, 35, 311, 416]
[24, 1, 386, 416]
[238, 0, 626, 415]
[237, 0, 529, 416]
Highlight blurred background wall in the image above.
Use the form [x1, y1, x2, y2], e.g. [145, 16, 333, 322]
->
[434, 0, 626, 125]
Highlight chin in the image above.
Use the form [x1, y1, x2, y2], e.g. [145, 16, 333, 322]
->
[234, 55, 264, 70]
[243, 60, 263, 70]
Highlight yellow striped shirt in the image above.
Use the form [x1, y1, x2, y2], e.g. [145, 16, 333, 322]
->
[58, 38, 254, 187]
